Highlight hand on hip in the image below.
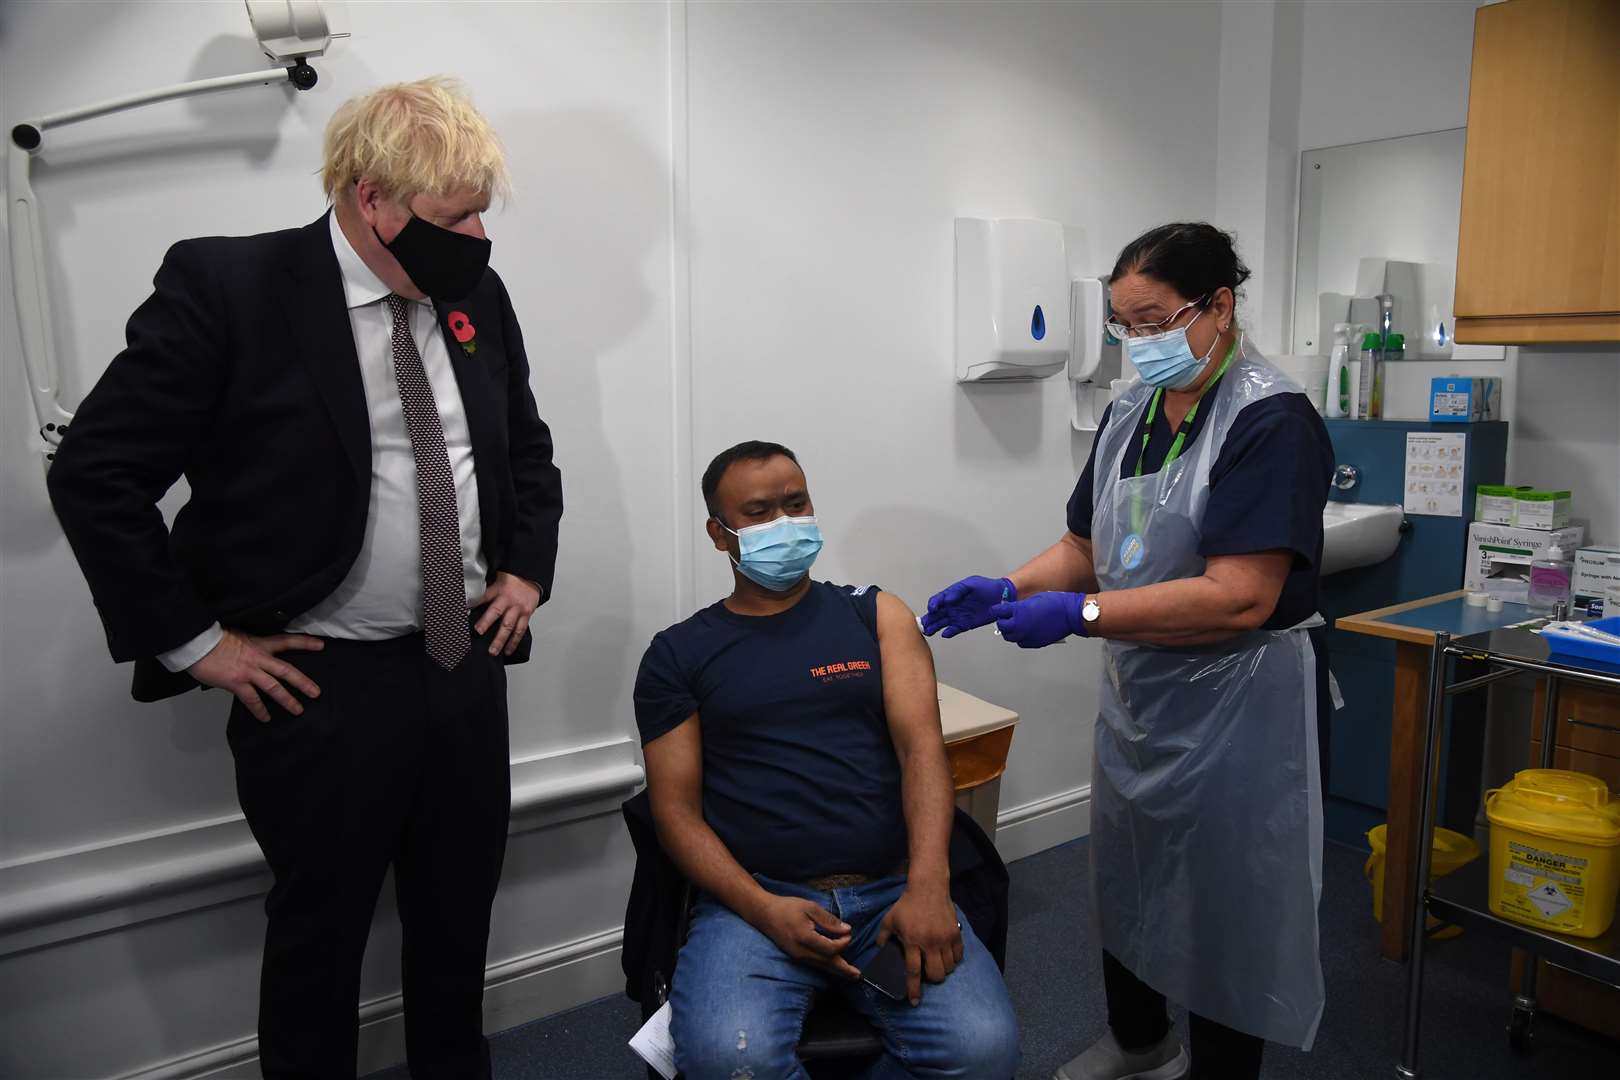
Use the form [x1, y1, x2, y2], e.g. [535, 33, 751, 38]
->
[473, 572, 541, 657]
[189, 629, 324, 723]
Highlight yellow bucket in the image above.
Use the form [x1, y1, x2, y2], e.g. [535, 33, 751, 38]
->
[1365, 824, 1479, 940]
[1485, 769, 1620, 939]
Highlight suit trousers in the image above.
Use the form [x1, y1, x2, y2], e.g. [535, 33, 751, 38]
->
[227, 624, 511, 1079]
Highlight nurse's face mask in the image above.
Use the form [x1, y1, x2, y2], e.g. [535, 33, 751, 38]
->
[1112, 297, 1220, 391]
[718, 514, 824, 592]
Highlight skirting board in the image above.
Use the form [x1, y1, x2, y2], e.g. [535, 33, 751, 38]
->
[993, 784, 1091, 864]
[117, 928, 629, 1080]
[0, 738, 644, 956]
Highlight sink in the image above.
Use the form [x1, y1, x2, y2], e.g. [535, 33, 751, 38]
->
[1321, 502, 1405, 575]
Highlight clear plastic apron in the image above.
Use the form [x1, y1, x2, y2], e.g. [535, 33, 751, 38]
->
[1088, 342, 1325, 1050]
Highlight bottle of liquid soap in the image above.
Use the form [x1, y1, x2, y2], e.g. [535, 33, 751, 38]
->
[1528, 542, 1574, 614]
[1326, 324, 1353, 418]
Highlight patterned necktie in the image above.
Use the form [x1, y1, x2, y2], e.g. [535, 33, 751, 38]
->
[385, 294, 470, 670]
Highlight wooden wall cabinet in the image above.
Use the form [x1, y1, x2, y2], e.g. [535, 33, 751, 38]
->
[1454, 0, 1620, 345]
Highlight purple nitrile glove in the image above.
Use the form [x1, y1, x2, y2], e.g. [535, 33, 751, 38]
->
[921, 576, 1017, 638]
[990, 592, 1088, 649]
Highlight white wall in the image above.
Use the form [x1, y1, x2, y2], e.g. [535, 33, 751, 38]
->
[1510, 347, 1620, 546]
[1214, 0, 1304, 355]
[1296, 0, 1479, 151]
[683, 0, 1224, 836]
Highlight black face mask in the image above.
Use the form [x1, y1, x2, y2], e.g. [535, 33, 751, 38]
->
[376, 213, 491, 302]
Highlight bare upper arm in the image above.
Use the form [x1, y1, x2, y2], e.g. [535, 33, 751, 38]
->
[1204, 551, 1294, 625]
[643, 713, 703, 827]
[874, 591, 945, 760]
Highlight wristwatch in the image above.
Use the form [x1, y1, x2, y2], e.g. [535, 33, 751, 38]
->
[1080, 596, 1102, 636]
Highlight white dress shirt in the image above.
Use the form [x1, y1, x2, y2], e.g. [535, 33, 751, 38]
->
[158, 213, 486, 670]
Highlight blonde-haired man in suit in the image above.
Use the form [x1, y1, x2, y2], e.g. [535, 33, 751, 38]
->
[49, 77, 563, 1078]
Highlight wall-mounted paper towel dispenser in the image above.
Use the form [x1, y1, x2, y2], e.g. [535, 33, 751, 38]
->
[954, 218, 1072, 382]
[954, 218, 1123, 432]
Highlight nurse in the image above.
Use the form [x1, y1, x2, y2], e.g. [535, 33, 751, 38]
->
[924, 223, 1334, 1080]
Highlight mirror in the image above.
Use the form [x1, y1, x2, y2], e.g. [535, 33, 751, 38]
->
[1292, 127, 1503, 361]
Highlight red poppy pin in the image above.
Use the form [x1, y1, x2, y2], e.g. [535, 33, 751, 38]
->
[447, 311, 477, 356]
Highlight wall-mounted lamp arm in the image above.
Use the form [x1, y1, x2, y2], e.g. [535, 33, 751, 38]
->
[7, 61, 315, 463]
[7, 140, 75, 458]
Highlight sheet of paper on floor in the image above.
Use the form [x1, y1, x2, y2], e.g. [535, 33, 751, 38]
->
[629, 1000, 677, 1080]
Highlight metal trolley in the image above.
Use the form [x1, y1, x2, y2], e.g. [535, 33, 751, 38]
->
[1397, 613, 1620, 1077]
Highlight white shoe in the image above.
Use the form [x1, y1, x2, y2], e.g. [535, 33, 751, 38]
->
[1053, 1028, 1190, 1080]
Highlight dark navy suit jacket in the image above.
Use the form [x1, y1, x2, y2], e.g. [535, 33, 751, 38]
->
[48, 213, 564, 701]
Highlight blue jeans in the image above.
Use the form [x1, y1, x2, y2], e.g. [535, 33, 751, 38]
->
[669, 874, 1020, 1080]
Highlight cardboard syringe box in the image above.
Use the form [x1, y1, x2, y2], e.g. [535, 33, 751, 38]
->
[1464, 522, 1585, 598]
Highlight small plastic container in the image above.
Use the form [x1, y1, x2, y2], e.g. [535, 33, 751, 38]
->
[1485, 769, 1620, 938]
[1366, 823, 1479, 939]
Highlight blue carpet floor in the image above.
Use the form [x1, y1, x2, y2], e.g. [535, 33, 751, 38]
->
[368, 838, 1617, 1078]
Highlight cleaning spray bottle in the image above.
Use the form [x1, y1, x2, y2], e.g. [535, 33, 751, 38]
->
[1326, 324, 1353, 418]
[1358, 331, 1384, 419]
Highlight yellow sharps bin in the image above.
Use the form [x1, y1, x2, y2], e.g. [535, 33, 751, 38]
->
[1484, 769, 1620, 939]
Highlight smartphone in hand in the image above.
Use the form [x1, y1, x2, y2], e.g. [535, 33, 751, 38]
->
[860, 938, 910, 1001]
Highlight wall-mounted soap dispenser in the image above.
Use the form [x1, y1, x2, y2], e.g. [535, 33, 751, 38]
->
[954, 218, 1072, 382]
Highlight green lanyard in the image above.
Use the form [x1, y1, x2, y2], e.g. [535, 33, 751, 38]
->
[1129, 342, 1238, 533]
[1134, 343, 1238, 477]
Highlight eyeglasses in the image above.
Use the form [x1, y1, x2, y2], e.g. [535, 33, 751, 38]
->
[1105, 295, 1209, 340]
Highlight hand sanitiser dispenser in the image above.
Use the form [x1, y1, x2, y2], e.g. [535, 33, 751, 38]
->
[1067, 276, 1121, 431]
[955, 218, 1072, 382]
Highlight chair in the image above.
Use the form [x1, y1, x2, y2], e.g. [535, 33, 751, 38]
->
[621, 791, 1009, 1080]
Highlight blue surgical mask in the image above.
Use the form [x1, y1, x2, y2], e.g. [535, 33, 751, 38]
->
[1125, 307, 1218, 390]
[720, 514, 823, 591]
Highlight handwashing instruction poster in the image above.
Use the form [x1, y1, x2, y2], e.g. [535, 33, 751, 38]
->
[1404, 432, 1466, 517]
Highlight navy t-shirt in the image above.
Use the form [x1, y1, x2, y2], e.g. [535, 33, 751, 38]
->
[1066, 381, 1334, 630]
[633, 581, 907, 882]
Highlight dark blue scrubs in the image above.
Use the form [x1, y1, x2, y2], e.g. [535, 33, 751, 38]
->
[1067, 376, 1336, 787]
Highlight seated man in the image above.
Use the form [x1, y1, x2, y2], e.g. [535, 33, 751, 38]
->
[635, 440, 1021, 1080]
